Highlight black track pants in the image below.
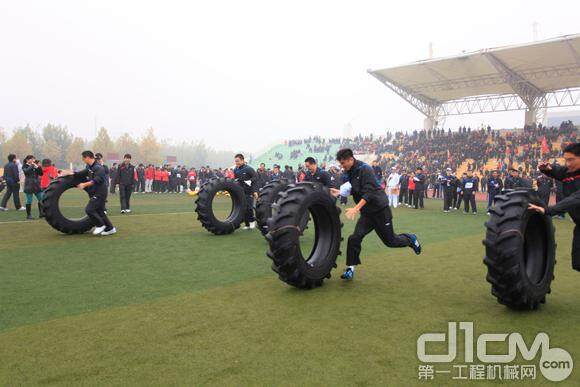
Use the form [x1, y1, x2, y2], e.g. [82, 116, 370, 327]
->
[85, 195, 114, 230]
[346, 207, 411, 266]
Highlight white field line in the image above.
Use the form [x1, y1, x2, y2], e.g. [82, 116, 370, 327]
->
[0, 211, 194, 225]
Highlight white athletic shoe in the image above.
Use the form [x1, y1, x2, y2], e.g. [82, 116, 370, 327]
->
[125, 209, 131, 213]
[0, 207, 7, 211]
[242, 226, 250, 230]
[121, 209, 126, 214]
[17, 207, 26, 211]
[92, 225, 107, 235]
[100, 227, 117, 236]
[249, 221, 256, 229]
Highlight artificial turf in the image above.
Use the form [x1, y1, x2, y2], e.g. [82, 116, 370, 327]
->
[0, 190, 578, 386]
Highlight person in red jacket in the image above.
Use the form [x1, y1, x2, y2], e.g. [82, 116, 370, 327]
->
[161, 167, 169, 193]
[154, 167, 162, 193]
[40, 159, 58, 190]
[187, 168, 197, 191]
[407, 172, 416, 207]
[145, 164, 155, 193]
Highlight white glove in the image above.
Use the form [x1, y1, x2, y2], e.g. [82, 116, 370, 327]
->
[340, 182, 352, 197]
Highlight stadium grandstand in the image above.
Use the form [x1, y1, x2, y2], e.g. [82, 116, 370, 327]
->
[253, 121, 578, 178]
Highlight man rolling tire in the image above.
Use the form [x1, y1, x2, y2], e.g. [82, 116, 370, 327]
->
[233, 153, 257, 230]
[68, 151, 116, 236]
[330, 148, 421, 281]
[528, 143, 580, 271]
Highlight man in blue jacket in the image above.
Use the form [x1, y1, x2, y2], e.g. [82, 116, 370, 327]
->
[330, 148, 421, 281]
[0, 154, 24, 211]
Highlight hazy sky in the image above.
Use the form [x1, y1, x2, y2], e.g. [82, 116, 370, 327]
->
[0, 0, 578, 154]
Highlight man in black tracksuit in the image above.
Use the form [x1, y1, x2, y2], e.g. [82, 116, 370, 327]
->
[398, 171, 409, 206]
[529, 143, 580, 271]
[461, 170, 478, 214]
[413, 167, 426, 209]
[256, 163, 270, 191]
[303, 157, 331, 187]
[234, 153, 257, 229]
[72, 150, 116, 235]
[441, 168, 454, 212]
[504, 168, 523, 189]
[109, 163, 117, 194]
[0, 154, 23, 211]
[487, 170, 503, 212]
[330, 149, 421, 281]
[115, 153, 135, 213]
[451, 174, 460, 209]
[536, 174, 553, 206]
[136, 164, 145, 193]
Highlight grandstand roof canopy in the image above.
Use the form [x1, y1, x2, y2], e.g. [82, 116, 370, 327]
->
[369, 34, 580, 103]
[368, 34, 580, 125]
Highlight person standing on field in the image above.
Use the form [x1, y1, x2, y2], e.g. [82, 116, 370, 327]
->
[22, 155, 44, 219]
[115, 154, 136, 213]
[386, 167, 400, 208]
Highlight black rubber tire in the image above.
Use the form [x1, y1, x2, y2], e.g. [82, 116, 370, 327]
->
[265, 182, 342, 289]
[195, 177, 247, 235]
[255, 179, 289, 235]
[42, 175, 95, 234]
[483, 189, 556, 310]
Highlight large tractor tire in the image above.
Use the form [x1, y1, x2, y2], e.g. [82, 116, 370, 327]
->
[265, 182, 342, 289]
[255, 179, 289, 236]
[483, 190, 556, 310]
[195, 177, 247, 235]
[42, 175, 96, 234]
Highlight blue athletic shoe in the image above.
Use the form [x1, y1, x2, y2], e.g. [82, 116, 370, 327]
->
[407, 234, 422, 255]
[341, 267, 354, 280]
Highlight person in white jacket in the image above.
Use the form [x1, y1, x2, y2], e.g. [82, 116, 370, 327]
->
[386, 167, 401, 208]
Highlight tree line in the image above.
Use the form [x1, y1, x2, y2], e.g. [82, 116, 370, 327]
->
[0, 125, 235, 168]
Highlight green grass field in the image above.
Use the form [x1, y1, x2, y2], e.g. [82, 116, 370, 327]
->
[1, 191, 579, 386]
